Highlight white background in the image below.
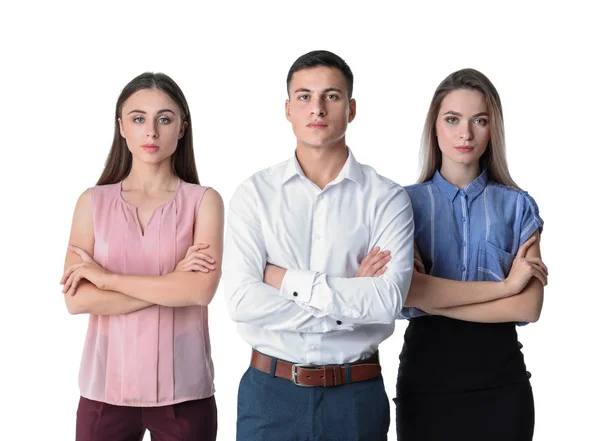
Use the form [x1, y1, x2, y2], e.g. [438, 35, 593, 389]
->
[1, 1, 598, 439]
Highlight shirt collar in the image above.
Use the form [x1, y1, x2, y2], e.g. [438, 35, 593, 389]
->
[281, 147, 364, 187]
[433, 169, 488, 201]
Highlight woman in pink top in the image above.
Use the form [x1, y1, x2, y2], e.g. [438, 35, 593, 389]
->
[61, 72, 223, 441]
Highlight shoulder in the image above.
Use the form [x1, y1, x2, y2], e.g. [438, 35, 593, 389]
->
[69, 188, 95, 236]
[73, 188, 93, 215]
[248, 159, 288, 188]
[487, 182, 540, 209]
[75, 184, 119, 213]
[200, 188, 224, 212]
[180, 182, 224, 215]
[404, 181, 434, 199]
[359, 163, 406, 195]
[87, 182, 121, 207]
[232, 159, 289, 200]
[357, 165, 413, 218]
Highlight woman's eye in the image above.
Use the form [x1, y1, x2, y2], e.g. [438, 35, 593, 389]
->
[133, 116, 144, 123]
[474, 118, 487, 125]
[446, 117, 458, 124]
[159, 117, 171, 124]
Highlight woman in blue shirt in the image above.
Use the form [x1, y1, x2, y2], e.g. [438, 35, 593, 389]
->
[395, 69, 547, 440]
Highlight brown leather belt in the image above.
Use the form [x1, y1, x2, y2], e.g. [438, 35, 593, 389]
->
[250, 349, 381, 387]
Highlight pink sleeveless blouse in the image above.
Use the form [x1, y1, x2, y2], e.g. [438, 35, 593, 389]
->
[78, 180, 215, 406]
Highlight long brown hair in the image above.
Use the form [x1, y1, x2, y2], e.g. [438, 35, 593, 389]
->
[418, 68, 520, 189]
[97, 72, 200, 185]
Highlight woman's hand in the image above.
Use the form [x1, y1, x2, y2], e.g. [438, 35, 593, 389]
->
[355, 247, 391, 277]
[413, 243, 425, 274]
[504, 235, 548, 295]
[61, 246, 112, 296]
[174, 243, 217, 273]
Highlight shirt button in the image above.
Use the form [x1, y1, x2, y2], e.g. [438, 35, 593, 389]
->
[459, 190, 466, 196]
[293, 292, 298, 297]
[462, 241, 467, 247]
[336, 320, 342, 325]
[460, 265, 466, 272]
[314, 234, 321, 240]
[462, 217, 466, 222]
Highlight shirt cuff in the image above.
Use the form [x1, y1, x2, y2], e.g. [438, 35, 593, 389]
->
[280, 269, 317, 303]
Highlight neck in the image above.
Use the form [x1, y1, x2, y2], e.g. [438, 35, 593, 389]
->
[439, 160, 480, 189]
[296, 141, 348, 189]
[123, 158, 178, 193]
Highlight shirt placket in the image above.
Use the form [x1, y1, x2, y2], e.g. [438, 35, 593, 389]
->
[459, 190, 470, 281]
[306, 186, 327, 363]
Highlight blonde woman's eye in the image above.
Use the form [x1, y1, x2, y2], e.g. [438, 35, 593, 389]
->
[133, 116, 144, 123]
[474, 118, 487, 125]
[445, 117, 458, 124]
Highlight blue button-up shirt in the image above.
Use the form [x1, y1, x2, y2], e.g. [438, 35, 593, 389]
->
[399, 169, 543, 321]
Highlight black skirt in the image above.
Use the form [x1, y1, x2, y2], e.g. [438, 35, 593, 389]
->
[395, 316, 534, 441]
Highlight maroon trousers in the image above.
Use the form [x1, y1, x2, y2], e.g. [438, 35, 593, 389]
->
[76, 396, 217, 441]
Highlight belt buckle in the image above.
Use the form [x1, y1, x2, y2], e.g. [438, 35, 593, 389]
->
[291, 363, 314, 387]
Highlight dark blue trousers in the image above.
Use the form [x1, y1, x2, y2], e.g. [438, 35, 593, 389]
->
[237, 366, 390, 441]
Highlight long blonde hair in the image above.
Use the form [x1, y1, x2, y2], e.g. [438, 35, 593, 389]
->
[417, 68, 520, 189]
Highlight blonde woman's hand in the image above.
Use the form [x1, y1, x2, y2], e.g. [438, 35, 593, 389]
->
[174, 243, 217, 273]
[61, 246, 112, 296]
[413, 243, 425, 274]
[504, 235, 548, 295]
[355, 247, 391, 277]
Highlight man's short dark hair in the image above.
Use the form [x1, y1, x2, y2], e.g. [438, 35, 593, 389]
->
[286, 50, 354, 99]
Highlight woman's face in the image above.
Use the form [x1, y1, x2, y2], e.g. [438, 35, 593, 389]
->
[435, 88, 491, 168]
[118, 88, 186, 165]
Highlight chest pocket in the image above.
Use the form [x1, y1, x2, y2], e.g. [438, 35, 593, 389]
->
[477, 240, 514, 281]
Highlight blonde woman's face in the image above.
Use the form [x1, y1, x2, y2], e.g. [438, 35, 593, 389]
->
[435, 89, 490, 167]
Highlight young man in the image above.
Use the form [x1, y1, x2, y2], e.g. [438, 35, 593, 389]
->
[223, 50, 414, 440]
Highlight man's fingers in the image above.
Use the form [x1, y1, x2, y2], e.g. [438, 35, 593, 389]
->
[370, 251, 390, 265]
[365, 247, 380, 261]
[374, 267, 388, 277]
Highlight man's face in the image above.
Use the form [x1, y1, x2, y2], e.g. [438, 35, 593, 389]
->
[286, 66, 356, 150]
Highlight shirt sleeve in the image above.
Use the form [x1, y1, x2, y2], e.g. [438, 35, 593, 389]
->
[222, 180, 352, 333]
[397, 306, 429, 320]
[279, 184, 415, 325]
[518, 191, 544, 247]
[515, 191, 544, 327]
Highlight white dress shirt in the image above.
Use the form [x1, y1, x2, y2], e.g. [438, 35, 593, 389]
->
[223, 149, 414, 364]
